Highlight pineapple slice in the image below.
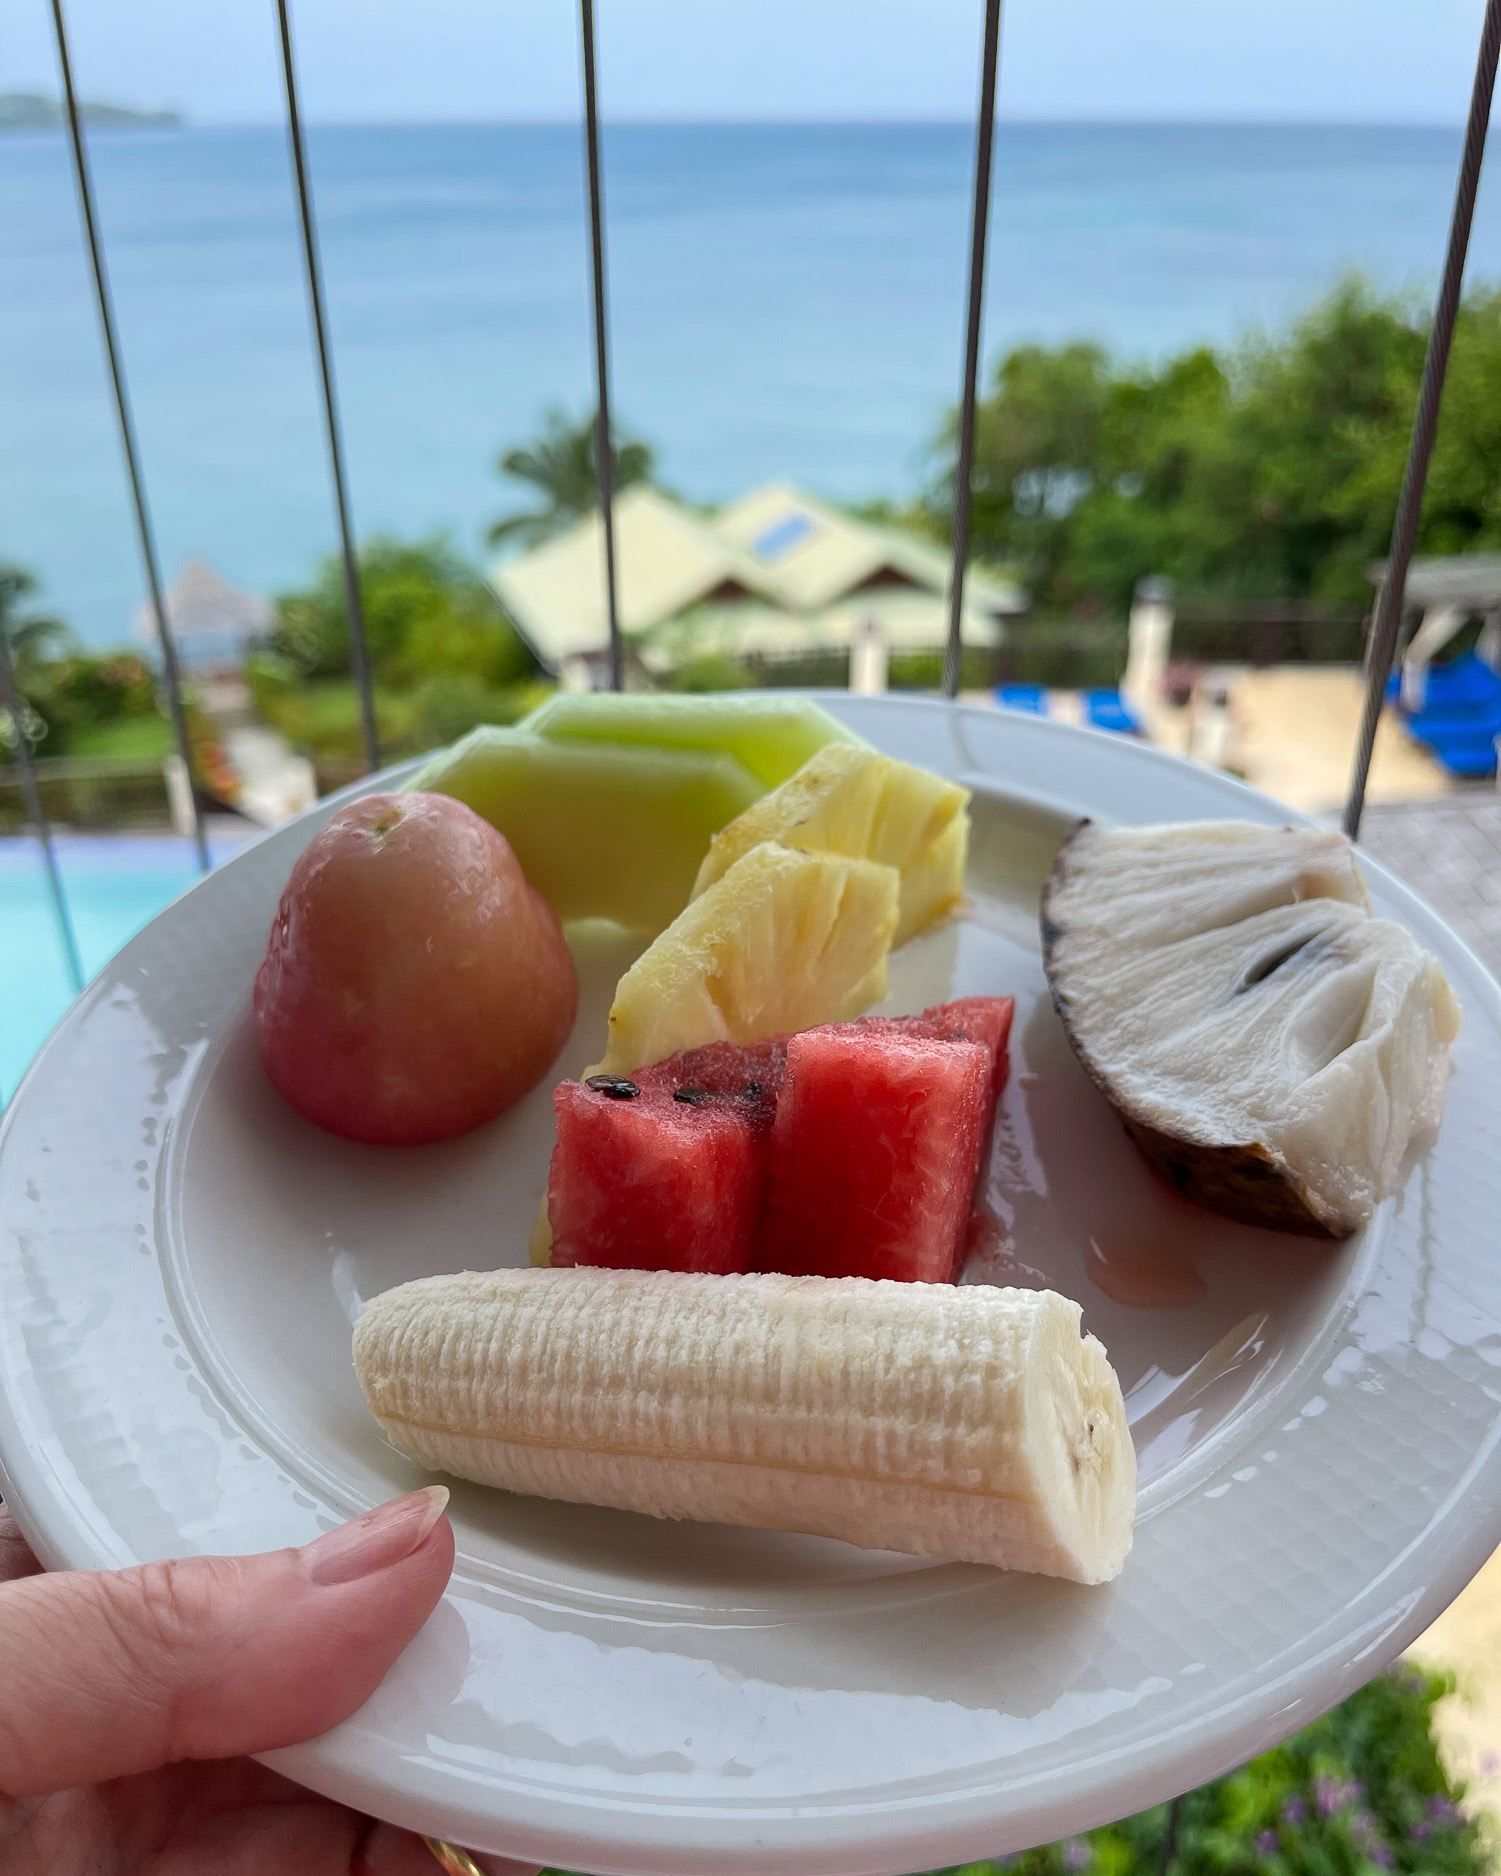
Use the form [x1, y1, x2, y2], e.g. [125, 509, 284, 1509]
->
[598, 840, 900, 1074]
[691, 743, 969, 945]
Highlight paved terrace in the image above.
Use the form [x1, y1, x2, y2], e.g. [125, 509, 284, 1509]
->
[1359, 793, 1501, 980]
[1355, 793, 1501, 1817]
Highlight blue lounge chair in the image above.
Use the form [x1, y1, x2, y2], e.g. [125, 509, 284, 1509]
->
[1409, 719, 1499, 779]
[1084, 689, 1143, 735]
[995, 682, 1046, 714]
[1422, 651, 1501, 711]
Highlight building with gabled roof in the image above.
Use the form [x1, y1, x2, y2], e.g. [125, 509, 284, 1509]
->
[491, 486, 780, 672]
[488, 481, 1025, 678]
[713, 482, 1019, 620]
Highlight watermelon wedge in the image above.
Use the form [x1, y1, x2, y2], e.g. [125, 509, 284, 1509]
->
[544, 995, 1013, 1282]
[549, 1074, 764, 1276]
[760, 1026, 991, 1283]
[858, 995, 1013, 1098]
[548, 1038, 786, 1275]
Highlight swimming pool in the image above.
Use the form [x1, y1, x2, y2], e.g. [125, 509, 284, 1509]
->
[1, 834, 256, 1103]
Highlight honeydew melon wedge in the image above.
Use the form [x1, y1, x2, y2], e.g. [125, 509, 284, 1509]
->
[408, 727, 761, 935]
[1041, 820, 1460, 1237]
[521, 691, 864, 789]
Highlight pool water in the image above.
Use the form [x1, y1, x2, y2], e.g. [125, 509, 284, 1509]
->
[1, 834, 256, 1104]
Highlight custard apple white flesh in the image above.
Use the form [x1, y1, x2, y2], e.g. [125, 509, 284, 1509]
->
[1041, 821, 1461, 1237]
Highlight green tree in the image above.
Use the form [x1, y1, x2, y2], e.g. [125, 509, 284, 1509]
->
[487, 406, 655, 549]
[0, 563, 72, 674]
[961, 341, 1114, 603]
[270, 535, 534, 688]
[938, 275, 1501, 616]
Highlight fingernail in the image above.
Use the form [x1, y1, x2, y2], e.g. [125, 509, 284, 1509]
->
[302, 1485, 449, 1587]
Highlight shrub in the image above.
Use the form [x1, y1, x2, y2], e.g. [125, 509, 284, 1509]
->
[270, 536, 534, 692]
[19, 651, 163, 756]
[919, 1669, 1483, 1876]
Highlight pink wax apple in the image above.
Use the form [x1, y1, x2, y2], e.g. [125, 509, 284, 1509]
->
[254, 791, 577, 1144]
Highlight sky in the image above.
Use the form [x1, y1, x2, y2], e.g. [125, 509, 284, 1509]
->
[0, 0, 1493, 127]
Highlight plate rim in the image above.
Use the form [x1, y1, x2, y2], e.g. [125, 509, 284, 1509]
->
[3, 694, 1501, 1875]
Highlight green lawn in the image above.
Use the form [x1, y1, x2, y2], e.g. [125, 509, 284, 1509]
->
[65, 716, 175, 761]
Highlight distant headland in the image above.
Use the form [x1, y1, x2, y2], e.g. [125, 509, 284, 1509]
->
[0, 91, 182, 132]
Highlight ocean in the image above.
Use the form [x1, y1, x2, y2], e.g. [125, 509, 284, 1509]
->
[4, 119, 1501, 649]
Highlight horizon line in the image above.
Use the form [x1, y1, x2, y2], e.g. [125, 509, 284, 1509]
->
[3, 110, 1482, 135]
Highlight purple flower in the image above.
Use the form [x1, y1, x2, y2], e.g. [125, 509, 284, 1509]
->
[1410, 1821, 1431, 1842]
[1256, 1831, 1277, 1855]
[1282, 1797, 1306, 1826]
[1369, 1844, 1394, 1867]
[1427, 1794, 1460, 1823]
[1063, 1841, 1091, 1870]
[1484, 1752, 1500, 1778]
[1314, 1776, 1363, 1818]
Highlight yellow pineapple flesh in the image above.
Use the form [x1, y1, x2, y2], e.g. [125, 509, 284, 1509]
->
[598, 840, 900, 1074]
[691, 743, 968, 945]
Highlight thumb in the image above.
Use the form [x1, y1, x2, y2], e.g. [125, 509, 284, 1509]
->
[0, 1486, 454, 1797]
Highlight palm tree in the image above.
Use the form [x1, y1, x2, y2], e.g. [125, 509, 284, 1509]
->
[0, 563, 71, 673]
[486, 406, 654, 550]
[0, 562, 70, 754]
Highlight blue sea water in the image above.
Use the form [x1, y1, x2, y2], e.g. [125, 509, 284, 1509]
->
[5, 120, 1501, 648]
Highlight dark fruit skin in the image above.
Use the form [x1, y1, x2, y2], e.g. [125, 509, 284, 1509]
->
[254, 791, 578, 1145]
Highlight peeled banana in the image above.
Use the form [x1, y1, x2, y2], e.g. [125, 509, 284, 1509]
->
[352, 1266, 1137, 1583]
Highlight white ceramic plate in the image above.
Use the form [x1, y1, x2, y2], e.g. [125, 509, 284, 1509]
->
[3, 696, 1501, 1875]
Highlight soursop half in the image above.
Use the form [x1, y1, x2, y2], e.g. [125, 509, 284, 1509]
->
[1041, 821, 1461, 1237]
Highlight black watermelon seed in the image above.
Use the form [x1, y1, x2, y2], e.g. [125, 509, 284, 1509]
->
[673, 1085, 710, 1106]
[742, 1080, 763, 1098]
[585, 1075, 641, 1099]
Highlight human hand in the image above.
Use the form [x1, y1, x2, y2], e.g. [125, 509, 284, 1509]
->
[0, 1489, 540, 1874]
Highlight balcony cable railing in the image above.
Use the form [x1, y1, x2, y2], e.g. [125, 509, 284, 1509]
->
[0, 613, 82, 991]
[579, 0, 625, 692]
[276, 0, 381, 772]
[941, 0, 1003, 703]
[46, 0, 209, 873]
[1343, 0, 1501, 838]
[0, 0, 1496, 1021]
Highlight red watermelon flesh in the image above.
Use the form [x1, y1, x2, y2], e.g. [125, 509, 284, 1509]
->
[634, 1036, 787, 1130]
[759, 1026, 992, 1284]
[548, 1078, 763, 1275]
[924, 995, 1014, 1097]
[855, 996, 1014, 1099]
[545, 998, 1011, 1282]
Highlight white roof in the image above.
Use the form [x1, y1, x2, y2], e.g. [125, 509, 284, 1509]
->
[489, 483, 1026, 672]
[712, 482, 1024, 618]
[134, 559, 272, 646]
[491, 486, 779, 669]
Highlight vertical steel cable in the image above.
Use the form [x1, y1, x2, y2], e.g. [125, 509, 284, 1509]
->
[942, 0, 1004, 701]
[578, 0, 623, 692]
[0, 621, 83, 995]
[276, 0, 380, 770]
[1157, 1794, 1184, 1876]
[1344, 0, 1501, 839]
[48, 0, 209, 871]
